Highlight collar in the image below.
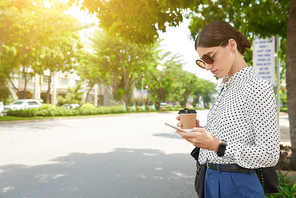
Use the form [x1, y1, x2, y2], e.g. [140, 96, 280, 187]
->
[218, 66, 254, 93]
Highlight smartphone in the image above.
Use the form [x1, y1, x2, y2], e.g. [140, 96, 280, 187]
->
[164, 122, 188, 133]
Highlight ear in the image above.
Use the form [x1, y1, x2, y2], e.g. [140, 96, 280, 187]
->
[228, 39, 237, 52]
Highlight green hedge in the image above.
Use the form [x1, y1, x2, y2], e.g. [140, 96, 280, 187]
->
[280, 107, 288, 112]
[6, 105, 158, 117]
[38, 104, 56, 110]
[7, 108, 38, 117]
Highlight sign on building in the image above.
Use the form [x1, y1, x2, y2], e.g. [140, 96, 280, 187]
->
[253, 37, 275, 86]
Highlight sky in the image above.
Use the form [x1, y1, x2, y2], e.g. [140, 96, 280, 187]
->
[158, 18, 219, 83]
[65, 5, 220, 84]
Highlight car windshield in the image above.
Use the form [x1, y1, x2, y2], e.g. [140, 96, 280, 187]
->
[12, 101, 24, 105]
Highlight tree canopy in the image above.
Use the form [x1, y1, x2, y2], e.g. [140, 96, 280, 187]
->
[69, 0, 197, 45]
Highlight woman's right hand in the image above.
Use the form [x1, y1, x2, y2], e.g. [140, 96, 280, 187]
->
[176, 116, 201, 128]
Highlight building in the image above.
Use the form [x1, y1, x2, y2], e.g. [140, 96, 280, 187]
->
[8, 69, 112, 106]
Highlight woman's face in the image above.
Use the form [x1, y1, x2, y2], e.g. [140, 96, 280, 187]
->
[196, 44, 234, 79]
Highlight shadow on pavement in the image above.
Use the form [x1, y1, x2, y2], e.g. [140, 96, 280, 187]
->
[0, 121, 72, 131]
[153, 132, 183, 139]
[0, 148, 197, 198]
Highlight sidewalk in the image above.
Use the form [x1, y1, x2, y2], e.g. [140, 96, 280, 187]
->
[279, 112, 291, 146]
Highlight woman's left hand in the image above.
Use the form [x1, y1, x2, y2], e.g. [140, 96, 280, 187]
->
[176, 127, 221, 152]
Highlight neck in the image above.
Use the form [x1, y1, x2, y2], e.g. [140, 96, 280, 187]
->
[227, 52, 248, 79]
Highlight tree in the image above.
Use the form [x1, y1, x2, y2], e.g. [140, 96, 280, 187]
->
[89, 30, 156, 105]
[143, 51, 184, 110]
[76, 50, 109, 103]
[170, 71, 200, 108]
[286, 0, 296, 168]
[0, 0, 85, 101]
[0, 0, 39, 98]
[37, 33, 83, 103]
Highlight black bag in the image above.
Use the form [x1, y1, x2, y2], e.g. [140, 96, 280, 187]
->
[191, 147, 206, 198]
[255, 167, 279, 194]
[194, 163, 207, 198]
[190, 147, 279, 197]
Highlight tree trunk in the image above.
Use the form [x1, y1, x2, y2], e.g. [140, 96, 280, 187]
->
[22, 68, 28, 99]
[8, 76, 20, 98]
[286, 0, 296, 169]
[182, 90, 190, 108]
[123, 73, 142, 106]
[85, 83, 94, 103]
[46, 73, 52, 103]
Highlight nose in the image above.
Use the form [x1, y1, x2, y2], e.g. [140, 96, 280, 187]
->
[205, 63, 213, 71]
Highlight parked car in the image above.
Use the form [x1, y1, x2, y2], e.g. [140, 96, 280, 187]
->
[3, 99, 43, 112]
[160, 102, 168, 108]
[61, 103, 80, 109]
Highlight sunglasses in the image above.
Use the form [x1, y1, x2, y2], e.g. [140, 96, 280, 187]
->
[196, 40, 225, 69]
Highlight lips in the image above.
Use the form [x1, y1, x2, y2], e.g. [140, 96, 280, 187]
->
[211, 70, 218, 74]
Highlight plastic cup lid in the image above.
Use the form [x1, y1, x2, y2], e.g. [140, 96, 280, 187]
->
[178, 108, 197, 114]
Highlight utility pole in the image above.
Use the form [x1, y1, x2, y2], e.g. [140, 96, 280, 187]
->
[276, 36, 281, 125]
[141, 74, 144, 104]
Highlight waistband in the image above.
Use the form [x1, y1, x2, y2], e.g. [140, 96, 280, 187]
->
[206, 162, 255, 173]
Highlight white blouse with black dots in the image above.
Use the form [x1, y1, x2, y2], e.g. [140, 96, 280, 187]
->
[198, 66, 280, 169]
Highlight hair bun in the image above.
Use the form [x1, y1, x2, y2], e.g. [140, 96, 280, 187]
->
[238, 32, 251, 48]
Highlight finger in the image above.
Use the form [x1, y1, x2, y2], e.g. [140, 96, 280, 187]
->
[176, 129, 187, 137]
[176, 116, 180, 121]
[176, 123, 182, 127]
[180, 133, 202, 145]
[196, 119, 200, 127]
[191, 127, 204, 132]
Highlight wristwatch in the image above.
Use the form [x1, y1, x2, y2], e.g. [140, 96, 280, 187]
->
[217, 140, 227, 157]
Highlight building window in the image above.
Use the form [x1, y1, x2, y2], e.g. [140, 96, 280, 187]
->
[61, 78, 68, 85]
[21, 74, 32, 81]
[43, 76, 50, 83]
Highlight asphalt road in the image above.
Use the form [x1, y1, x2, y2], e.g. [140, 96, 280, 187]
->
[0, 111, 209, 198]
[0, 110, 290, 198]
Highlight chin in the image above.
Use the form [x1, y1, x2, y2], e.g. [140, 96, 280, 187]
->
[216, 74, 225, 79]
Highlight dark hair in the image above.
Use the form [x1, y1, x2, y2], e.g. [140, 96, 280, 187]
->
[194, 21, 251, 54]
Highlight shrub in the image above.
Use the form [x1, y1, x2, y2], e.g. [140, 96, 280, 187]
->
[126, 106, 133, 112]
[7, 108, 38, 117]
[136, 106, 142, 111]
[165, 104, 174, 110]
[145, 105, 152, 111]
[174, 104, 182, 109]
[81, 103, 95, 109]
[38, 103, 56, 110]
[280, 107, 288, 112]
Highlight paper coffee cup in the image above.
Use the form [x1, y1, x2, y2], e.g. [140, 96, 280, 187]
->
[178, 108, 197, 132]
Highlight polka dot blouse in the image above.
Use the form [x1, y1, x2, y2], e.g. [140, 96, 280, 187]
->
[198, 66, 280, 169]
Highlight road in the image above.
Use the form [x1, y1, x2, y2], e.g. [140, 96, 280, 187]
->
[0, 111, 209, 198]
[0, 110, 290, 198]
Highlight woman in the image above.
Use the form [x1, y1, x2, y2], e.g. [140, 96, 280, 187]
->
[176, 21, 280, 198]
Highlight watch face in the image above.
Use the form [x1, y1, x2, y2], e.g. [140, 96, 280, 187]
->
[217, 141, 227, 157]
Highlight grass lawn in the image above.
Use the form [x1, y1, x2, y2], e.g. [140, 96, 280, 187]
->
[0, 111, 162, 122]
